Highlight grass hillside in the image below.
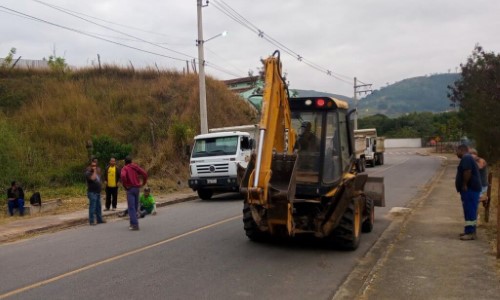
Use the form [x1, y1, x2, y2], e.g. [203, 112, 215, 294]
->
[0, 66, 256, 197]
[359, 73, 460, 117]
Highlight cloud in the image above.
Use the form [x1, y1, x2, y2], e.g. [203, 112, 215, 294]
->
[1, 0, 499, 96]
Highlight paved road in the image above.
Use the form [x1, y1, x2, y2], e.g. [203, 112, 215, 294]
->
[0, 148, 442, 300]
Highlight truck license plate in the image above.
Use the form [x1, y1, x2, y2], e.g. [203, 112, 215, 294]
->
[207, 179, 217, 184]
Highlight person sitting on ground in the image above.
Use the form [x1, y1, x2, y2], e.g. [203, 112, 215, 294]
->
[118, 187, 156, 218]
[7, 181, 25, 216]
[139, 187, 157, 218]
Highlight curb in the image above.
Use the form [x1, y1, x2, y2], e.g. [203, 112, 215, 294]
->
[0, 194, 198, 243]
[331, 156, 449, 300]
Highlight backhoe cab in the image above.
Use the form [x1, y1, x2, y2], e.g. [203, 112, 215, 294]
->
[241, 51, 384, 250]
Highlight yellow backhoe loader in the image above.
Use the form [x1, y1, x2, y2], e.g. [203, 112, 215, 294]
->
[241, 51, 384, 249]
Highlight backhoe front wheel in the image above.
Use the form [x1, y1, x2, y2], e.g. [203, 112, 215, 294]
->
[328, 198, 362, 250]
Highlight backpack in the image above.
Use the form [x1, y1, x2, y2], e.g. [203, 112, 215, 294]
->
[30, 192, 42, 206]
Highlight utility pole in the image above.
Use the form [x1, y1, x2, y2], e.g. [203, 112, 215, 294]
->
[197, 0, 208, 134]
[353, 77, 373, 129]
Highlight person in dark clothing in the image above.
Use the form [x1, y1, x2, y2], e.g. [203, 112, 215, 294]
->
[455, 144, 482, 240]
[104, 157, 121, 211]
[469, 149, 488, 196]
[7, 181, 25, 216]
[297, 121, 318, 152]
[85, 161, 106, 225]
[120, 156, 148, 231]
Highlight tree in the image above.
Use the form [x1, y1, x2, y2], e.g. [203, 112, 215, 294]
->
[1, 47, 16, 69]
[46, 55, 68, 72]
[91, 135, 132, 168]
[448, 45, 500, 163]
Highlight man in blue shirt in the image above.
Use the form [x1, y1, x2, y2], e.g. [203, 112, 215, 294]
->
[455, 144, 482, 240]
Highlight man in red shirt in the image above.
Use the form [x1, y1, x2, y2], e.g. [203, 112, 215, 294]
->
[120, 156, 148, 230]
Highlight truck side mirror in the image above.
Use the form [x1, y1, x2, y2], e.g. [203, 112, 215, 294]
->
[240, 137, 250, 150]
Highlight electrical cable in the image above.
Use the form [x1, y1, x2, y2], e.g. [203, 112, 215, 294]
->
[0, 5, 188, 62]
[33, 0, 196, 60]
[211, 0, 369, 86]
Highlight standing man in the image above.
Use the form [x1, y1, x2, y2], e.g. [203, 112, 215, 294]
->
[120, 156, 148, 231]
[455, 144, 482, 240]
[85, 160, 106, 225]
[7, 181, 25, 216]
[104, 157, 121, 211]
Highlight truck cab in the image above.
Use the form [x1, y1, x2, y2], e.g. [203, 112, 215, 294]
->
[188, 128, 256, 200]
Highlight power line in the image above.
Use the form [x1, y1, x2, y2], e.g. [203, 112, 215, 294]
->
[0, 5, 188, 62]
[211, 0, 365, 86]
[32, 0, 180, 39]
[1, 4, 244, 79]
[33, 0, 196, 60]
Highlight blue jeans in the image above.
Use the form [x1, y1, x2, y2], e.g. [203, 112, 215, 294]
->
[87, 192, 103, 224]
[460, 190, 480, 234]
[8, 199, 25, 216]
[126, 187, 140, 226]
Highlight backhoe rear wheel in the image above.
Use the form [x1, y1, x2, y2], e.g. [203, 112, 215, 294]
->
[243, 203, 267, 242]
[328, 198, 362, 250]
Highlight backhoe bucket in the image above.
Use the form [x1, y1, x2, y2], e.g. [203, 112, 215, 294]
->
[364, 176, 385, 207]
[268, 153, 298, 203]
[266, 153, 298, 235]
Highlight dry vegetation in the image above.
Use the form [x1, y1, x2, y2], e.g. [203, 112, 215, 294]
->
[0, 66, 256, 218]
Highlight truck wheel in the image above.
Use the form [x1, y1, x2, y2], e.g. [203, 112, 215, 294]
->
[361, 158, 366, 172]
[328, 198, 362, 250]
[197, 189, 213, 200]
[362, 196, 374, 233]
[374, 153, 381, 165]
[243, 203, 267, 241]
[379, 153, 384, 165]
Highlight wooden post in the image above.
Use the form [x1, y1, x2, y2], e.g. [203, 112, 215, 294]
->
[497, 174, 500, 259]
[485, 173, 492, 222]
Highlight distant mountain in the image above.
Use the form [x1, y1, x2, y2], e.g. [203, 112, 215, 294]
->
[293, 73, 460, 118]
[358, 73, 460, 117]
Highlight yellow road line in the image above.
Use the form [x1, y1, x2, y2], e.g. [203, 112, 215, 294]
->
[0, 215, 241, 299]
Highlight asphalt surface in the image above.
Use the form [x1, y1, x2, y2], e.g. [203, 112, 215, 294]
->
[0, 150, 500, 299]
[334, 153, 500, 300]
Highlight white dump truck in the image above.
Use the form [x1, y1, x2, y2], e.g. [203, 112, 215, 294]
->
[188, 125, 258, 200]
[354, 128, 385, 170]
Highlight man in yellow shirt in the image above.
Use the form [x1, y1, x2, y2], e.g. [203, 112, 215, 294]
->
[104, 157, 121, 211]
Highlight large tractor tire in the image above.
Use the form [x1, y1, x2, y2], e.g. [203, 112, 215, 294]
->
[243, 203, 267, 241]
[328, 198, 363, 250]
[362, 196, 374, 233]
[197, 189, 213, 200]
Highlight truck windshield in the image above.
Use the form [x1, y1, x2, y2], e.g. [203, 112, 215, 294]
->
[192, 136, 239, 158]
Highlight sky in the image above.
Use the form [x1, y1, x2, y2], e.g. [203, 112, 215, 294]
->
[1, 0, 499, 97]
